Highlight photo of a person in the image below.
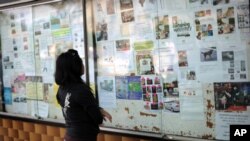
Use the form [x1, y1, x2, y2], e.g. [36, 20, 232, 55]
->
[116, 39, 130, 51]
[107, 0, 115, 14]
[214, 82, 250, 111]
[96, 20, 108, 41]
[121, 10, 135, 23]
[196, 32, 202, 40]
[120, 0, 133, 10]
[207, 24, 213, 36]
[178, 51, 188, 67]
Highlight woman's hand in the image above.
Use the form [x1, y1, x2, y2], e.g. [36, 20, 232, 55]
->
[100, 109, 112, 122]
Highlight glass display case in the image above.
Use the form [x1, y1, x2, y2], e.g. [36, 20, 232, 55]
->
[1, 0, 250, 140]
[0, 0, 86, 120]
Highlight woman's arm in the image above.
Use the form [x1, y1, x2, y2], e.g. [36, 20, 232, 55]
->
[99, 108, 112, 122]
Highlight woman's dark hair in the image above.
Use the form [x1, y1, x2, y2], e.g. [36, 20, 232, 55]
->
[55, 49, 84, 86]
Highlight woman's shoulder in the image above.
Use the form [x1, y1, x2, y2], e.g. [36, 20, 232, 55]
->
[71, 83, 92, 93]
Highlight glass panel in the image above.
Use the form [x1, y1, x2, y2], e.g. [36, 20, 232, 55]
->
[0, 6, 37, 116]
[32, 0, 85, 120]
[92, 0, 163, 134]
[91, 0, 250, 140]
[0, 0, 85, 121]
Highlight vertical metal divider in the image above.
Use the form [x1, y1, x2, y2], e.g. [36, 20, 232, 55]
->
[0, 33, 5, 112]
[156, 1, 165, 140]
[83, 0, 90, 85]
[91, 0, 100, 101]
[30, 3, 40, 119]
[84, 0, 100, 102]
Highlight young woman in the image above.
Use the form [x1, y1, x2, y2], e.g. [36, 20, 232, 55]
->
[55, 49, 112, 141]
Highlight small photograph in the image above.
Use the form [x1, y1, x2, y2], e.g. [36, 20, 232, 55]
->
[178, 50, 188, 67]
[213, 0, 230, 6]
[217, 7, 235, 35]
[100, 79, 113, 92]
[14, 53, 18, 58]
[151, 103, 159, 110]
[10, 14, 15, 20]
[152, 93, 158, 103]
[12, 38, 16, 44]
[237, 5, 250, 29]
[154, 77, 160, 84]
[96, 0, 104, 12]
[50, 14, 61, 29]
[143, 93, 151, 101]
[186, 70, 196, 80]
[96, 20, 108, 41]
[152, 86, 156, 93]
[189, 0, 209, 5]
[164, 100, 180, 112]
[13, 46, 18, 51]
[4, 62, 14, 69]
[156, 85, 162, 93]
[24, 45, 28, 50]
[121, 10, 134, 23]
[228, 68, 234, 73]
[43, 22, 50, 29]
[34, 30, 41, 36]
[200, 47, 217, 61]
[183, 89, 196, 96]
[120, 0, 133, 10]
[241, 60, 246, 71]
[116, 39, 130, 51]
[163, 81, 179, 97]
[154, 15, 170, 39]
[26, 76, 34, 82]
[13, 97, 27, 103]
[230, 74, 234, 80]
[136, 51, 155, 75]
[107, 0, 115, 15]
[11, 29, 16, 34]
[230, 61, 234, 67]
[127, 76, 142, 100]
[240, 74, 246, 79]
[203, 24, 213, 36]
[146, 78, 153, 85]
[43, 84, 51, 101]
[23, 37, 28, 42]
[11, 23, 15, 27]
[21, 20, 27, 32]
[36, 76, 43, 82]
[147, 86, 152, 93]
[3, 56, 10, 62]
[142, 86, 146, 94]
[222, 51, 234, 61]
[115, 76, 128, 99]
[141, 77, 146, 85]
[195, 11, 205, 17]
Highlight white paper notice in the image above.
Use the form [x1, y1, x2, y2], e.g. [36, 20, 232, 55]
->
[179, 83, 205, 120]
[215, 112, 250, 140]
[31, 100, 49, 118]
[97, 76, 116, 108]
